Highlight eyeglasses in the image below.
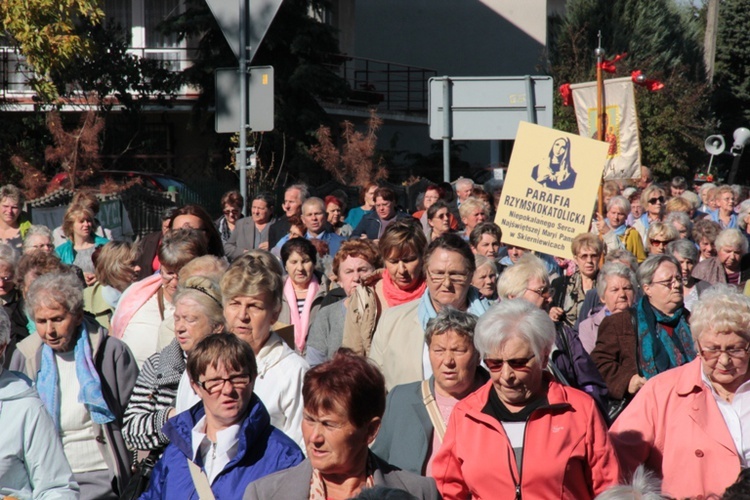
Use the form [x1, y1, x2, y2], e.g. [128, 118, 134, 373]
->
[30, 243, 54, 250]
[427, 269, 470, 285]
[198, 374, 252, 394]
[648, 196, 665, 205]
[0, 275, 13, 283]
[698, 342, 750, 361]
[527, 285, 554, 299]
[484, 354, 536, 372]
[651, 276, 682, 288]
[649, 239, 670, 247]
[223, 209, 240, 216]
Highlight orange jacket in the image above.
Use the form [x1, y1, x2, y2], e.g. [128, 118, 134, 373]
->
[609, 358, 742, 499]
[432, 378, 620, 499]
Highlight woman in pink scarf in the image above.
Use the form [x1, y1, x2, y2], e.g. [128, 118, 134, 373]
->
[342, 218, 428, 356]
[278, 238, 326, 354]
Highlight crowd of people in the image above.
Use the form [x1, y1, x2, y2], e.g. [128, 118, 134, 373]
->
[2, 167, 750, 499]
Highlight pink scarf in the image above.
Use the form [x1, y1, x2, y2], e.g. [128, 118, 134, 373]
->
[109, 274, 163, 339]
[381, 269, 426, 307]
[283, 275, 321, 352]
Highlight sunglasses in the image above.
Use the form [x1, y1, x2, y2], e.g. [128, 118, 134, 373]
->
[649, 239, 670, 247]
[484, 354, 535, 371]
[648, 196, 665, 205]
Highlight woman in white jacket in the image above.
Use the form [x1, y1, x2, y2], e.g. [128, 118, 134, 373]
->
[0, 307, 80, 499]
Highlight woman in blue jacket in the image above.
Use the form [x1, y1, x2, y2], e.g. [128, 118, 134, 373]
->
[141, 333, 304, 499]
[55, 204, 108, 286]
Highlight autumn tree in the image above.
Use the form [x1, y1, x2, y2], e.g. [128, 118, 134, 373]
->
[12, 111, 104, 198]
[309, 110, 388, 187]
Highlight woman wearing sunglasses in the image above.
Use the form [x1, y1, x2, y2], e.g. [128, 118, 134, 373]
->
[610, 286, 750, 498]
[632, 185, 666, 248]
[645, 222, 678, 256]
[433, 299, 620, 499]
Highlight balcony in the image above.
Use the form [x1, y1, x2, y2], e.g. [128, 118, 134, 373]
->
[327, 54, 436, 114]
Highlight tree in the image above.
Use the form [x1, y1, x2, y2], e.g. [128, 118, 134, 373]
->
[549, 0, 713, 179]
[712, 0, 750, 182]
[0, 0, 103, 101]
[161, 0, 348, 185]
[309, 110, 388, 187]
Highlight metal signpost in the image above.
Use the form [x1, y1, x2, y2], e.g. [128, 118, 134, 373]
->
[205, 0, 283, 212]
[429, 75, 554, 181]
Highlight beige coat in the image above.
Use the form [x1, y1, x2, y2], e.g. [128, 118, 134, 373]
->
[368, 299, 425, 391]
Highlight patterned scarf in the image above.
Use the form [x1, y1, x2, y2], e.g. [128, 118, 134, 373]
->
[37, 322, 115, 430]
[308, 453, 376, 500]
[635, 296, 696, 379]
[381, 269, 426, 308]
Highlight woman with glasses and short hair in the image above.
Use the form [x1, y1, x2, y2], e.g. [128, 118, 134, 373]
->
[592, 254, 696, 403]
[433, 299, 620, 499]
[140, 334, 304, 499]
[426, 201, 453, 242]
[633, 185, 667, 248]
[610, 285, 750, 498]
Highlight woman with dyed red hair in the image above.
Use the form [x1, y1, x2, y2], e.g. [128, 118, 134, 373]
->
[244, 351, 439, 499]
[325, 195, 353, 237]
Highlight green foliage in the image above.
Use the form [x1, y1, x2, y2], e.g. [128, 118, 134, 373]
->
[0, 0, 104, 101]
[549, 0, 713, 179]
[712, 0, 750, 182]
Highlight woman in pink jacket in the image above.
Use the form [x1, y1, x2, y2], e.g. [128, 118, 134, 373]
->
[432, 299, 620, 499]
[610, 284, 750, 499]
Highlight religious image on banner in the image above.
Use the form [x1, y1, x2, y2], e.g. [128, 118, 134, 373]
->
[530, 137, 577, 190]
[571, 77, 641, 180]
[496, 122, 609, 258]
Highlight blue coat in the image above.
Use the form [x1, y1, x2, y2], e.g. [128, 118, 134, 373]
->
[55, 235, 109, 265]
[141, 395, 304, 500]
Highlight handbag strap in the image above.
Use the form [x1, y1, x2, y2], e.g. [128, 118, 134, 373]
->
[187, 459, 216, 500]
[421, 379, 447, 442]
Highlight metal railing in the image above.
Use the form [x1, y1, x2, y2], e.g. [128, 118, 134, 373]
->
[328, 54, 436, 113]
[0, 46, 198, 98]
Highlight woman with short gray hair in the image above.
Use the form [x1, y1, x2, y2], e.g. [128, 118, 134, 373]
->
[472, 254, 498, 302]
[578, 263, 637, 354]
[9, 272, 138, 499]
[0, 306, 80, 498]
[664, 211, 692, 240]
[434, 299, 620, 499]
[595, 196, 646, 263]
[692, 228, 748, 289]
[592, 254, 695, 402]
[0, 184, 27, 252]
[22, 224, 54, 254]
[667, 238, 700, 311]
[373, 307, 486, 475]
[610, 285, 750, 497]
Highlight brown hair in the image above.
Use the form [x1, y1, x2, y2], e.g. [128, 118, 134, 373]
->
[332, 239, 381, 277]
[62, 205, 96, 239]
[665, 196, 691, 214]
[158, 228, 209, 270]
[303, 350, 386, 428]
[17, 251, 69, 292]
[571, 233, 604, 257]
[692, 218, 722, 244]
[169, 204, 225, 258]
[220, 190, 244, 211]
[378, 218, 427, 262]
[187, 333, 258, 384]
[94, 241, 140, 292]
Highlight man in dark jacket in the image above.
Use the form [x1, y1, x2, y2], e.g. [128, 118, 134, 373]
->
[351, 187, 411, 240]
[268, 184, 308, 248]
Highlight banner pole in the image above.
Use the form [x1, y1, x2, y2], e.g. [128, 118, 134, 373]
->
[595, 32, 605, 219]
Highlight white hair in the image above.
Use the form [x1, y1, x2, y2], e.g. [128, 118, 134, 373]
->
[496, 254, 549, 300]
[474, 299, 555, 360]
[594, 465, 666, 500]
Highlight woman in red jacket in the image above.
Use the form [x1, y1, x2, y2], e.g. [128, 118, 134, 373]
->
[432, 299, 621, 499]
